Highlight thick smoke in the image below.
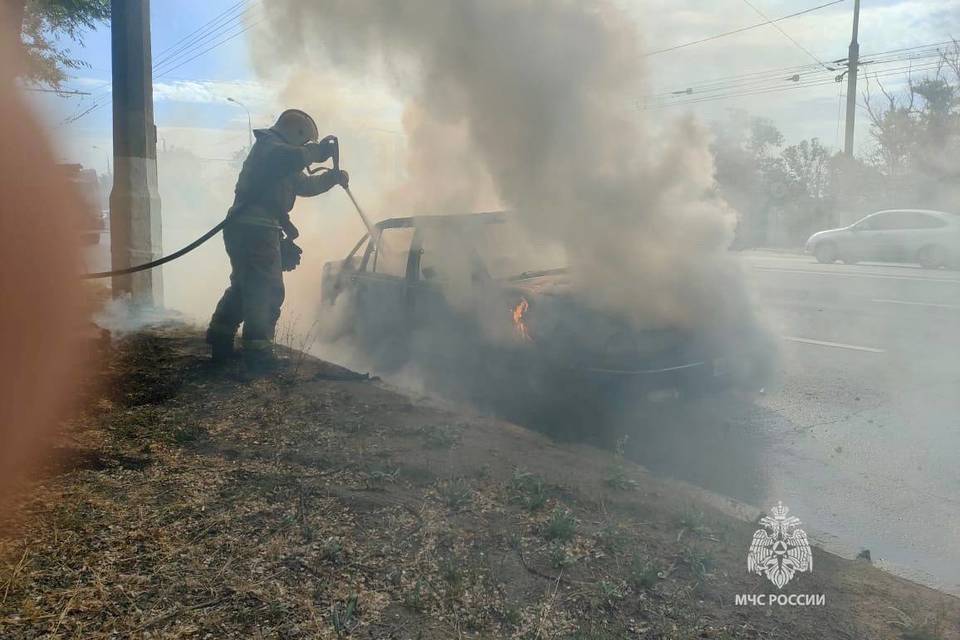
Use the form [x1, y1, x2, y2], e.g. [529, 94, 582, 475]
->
[248, 0, 772, 392]
[251, 1, 757, 336]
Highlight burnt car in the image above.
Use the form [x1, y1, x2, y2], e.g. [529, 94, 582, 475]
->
[321, 212, 754, 430]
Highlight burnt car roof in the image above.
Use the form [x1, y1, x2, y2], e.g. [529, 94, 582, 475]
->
[376, 211, 507, 230]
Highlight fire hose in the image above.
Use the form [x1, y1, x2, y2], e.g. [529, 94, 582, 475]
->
[81, 220, 227, 279]
[307, 136, 380, 249]
[80, 135, 376, 279]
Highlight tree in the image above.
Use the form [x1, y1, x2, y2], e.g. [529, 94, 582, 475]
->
[711, 112, 786, 248]
[780, 138, 830, 202]
[11, 0, 109, 89]
[770, 138, 835, 241]
[712, 116, 837, 247]
[862, 40, 960, 210]
[746, 117, 784, 158]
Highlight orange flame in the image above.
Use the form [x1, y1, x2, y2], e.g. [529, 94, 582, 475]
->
[512, 298, 532, 341]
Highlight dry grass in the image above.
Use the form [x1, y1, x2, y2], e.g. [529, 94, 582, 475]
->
[0, 326, 957, 639]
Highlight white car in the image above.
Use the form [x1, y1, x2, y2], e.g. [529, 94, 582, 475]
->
[805, 209, 960, 269]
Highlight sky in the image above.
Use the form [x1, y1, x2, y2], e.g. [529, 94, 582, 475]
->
[34, 0, 960, 175]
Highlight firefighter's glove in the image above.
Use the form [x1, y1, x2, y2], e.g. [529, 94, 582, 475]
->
[280, 238, 303, 272]
[305, 141, 333, 164]
[335, 169, 349, 188]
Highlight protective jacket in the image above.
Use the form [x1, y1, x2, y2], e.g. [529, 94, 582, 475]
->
[207, 127, 339, 357]
[229, 128, 340, 229]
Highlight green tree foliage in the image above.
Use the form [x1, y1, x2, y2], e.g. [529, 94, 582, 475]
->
[18, 0, 109, 89]
[771, 138, 835, 242]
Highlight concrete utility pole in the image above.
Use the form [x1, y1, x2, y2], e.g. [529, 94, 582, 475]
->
[843, 0, 861, 157]
[109, 0, 163, 305]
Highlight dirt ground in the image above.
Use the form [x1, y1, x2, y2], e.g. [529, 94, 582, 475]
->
[1, 325, 957, 639]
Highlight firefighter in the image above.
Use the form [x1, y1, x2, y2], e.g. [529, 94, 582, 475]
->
[206, 109, 348, 373]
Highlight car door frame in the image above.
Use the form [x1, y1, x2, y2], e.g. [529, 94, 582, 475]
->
[348, 222, 419, 340]
[901, 211, 950, 262]
[850, 211, 898, 261]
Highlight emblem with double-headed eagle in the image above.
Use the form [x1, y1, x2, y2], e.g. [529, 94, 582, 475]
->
[747, 502, 813, 589]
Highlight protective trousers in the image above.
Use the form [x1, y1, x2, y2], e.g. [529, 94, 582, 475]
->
[206, 222, 284, 352]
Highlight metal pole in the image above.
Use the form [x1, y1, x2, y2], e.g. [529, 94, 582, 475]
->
[109, 0, 163, 305]
[227, 97, 253, 148]
[844, 0, 861, 157]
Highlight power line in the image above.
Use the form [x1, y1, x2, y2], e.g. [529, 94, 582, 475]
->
[648, 58, 947, 108]
[23, 87, 91, 96]
[64, 101, 102, 123]
[644, 59, 947, 109]
[153, 1, 247, 67]
[646, 61, 824, 98]
[644, 39, 955, 107]
[672, 41, 948, 90]
[738, 0, 832, 70]
[62, 2, 252, 123]
[62, 3, 261, 126]
[156, 19, 263, 80]
[649, 50, 945, 102]
[861, 39, 957, 62]
[835, 80, 845, 148]
[644, 0, 846, 57]
[80, 4, 250, 104]
[154, 5, 253, 74]
[646, 64, 825, 100]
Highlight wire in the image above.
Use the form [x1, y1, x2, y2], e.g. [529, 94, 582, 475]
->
[644, 0, 846, 57]
[738, 0, 832, 70]
[671, 40, 951, 96]
[154, 6, 255, 75]
[645, 59, 947, 109]
[61, 3, 261, 126]
[645, 40, 953, 101]
[650, 60, 942, 107]
[835, 80, 845, 148]
[23, 87, 91, 96]
[153, 1, 248, 68]
[643, 39, 955, 108]
[648, 51, 945, 103]
[155, 19, 263, 80]
[63, 101, 102, 123]
[62, 2, 253, 123]
[645, 60, 825, 99]
[78, 3, 251, 104]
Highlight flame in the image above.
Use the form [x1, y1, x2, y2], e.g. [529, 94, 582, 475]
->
[512, 297, 532, 341]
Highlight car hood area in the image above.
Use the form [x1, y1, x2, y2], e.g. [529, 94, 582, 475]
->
[502, 273, 697, 373]
[807, 226, 850, 242]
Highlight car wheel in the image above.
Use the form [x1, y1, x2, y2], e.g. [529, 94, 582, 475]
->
[918, 244, 948, 269]
[814, 242, 838, 264]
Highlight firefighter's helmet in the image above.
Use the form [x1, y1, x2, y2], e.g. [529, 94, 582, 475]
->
[271, 109, 319, 146]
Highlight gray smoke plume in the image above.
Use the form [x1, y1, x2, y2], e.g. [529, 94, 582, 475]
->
[251, 0, 767, 352]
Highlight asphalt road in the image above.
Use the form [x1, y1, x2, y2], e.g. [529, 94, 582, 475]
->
[621, 251, 960, 595]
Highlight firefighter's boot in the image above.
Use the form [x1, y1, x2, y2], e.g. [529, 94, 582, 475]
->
[207, 334, 237, 364]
